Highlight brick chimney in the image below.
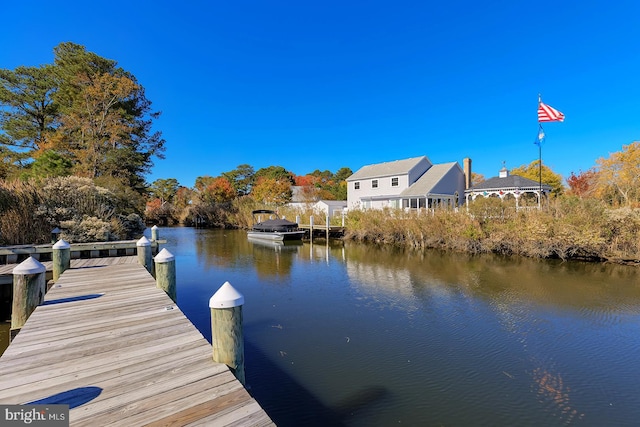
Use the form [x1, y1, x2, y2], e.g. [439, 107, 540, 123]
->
[463, 158, 472, 189]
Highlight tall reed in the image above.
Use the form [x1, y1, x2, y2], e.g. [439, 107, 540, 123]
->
[343, 197, 640, 263]
[0, 180, 50, 245]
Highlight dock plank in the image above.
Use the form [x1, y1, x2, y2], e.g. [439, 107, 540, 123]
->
[0, 260, 274, 426]
[0, 256, 143, 284]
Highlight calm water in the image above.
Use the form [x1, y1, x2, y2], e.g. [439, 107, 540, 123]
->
[156, 227, 640, 426]
[5, 227, 640, 426]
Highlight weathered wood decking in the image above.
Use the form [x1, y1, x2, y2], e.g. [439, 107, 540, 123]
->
[0, 257, 140, 285]
[0, 259, 275, 426]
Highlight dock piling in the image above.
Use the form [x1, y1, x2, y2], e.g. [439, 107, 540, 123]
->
[209, 281, 246, 385]
[136, 236, 153, 274]
[11, 257, 46, 334]
[151, 225, 159, 241]
[326, 215, 330, 240]
[51, 227, 61, 244]
[52, 239, 71, 282]
[154, 248, 176, 302]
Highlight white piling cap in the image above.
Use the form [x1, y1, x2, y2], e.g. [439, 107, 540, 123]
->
[152, 225, 159, 230]
[209, 281, 245, 308]
[154, 248, 175, 263]
[13, 257, 46, 275]
[137, 236, 151, 247]
[53, 239, 71, 249]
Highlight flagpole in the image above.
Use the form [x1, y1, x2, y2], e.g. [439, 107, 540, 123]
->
[538, 124, 542, 209]
[537, 94, 542, 209]
[536, 94, 564, 210]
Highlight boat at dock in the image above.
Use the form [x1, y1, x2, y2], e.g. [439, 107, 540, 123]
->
[248, 210, 305, 241]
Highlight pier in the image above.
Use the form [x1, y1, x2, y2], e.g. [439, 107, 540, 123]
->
[0, 257, 274, 426]
[297, 224, 345, 240]
[0, 239, 165, 265]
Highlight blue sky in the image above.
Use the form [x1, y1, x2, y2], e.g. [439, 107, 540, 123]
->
[3, 1, 640, 188]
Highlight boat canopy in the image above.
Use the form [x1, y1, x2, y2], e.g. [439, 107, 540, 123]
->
[252, 218, 299, 232]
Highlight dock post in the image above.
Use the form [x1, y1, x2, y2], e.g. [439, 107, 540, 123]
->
[154, 248, 176, 302]
[209, 281, 245, 385]
[52, 239, 71, 282]
[151, 225, 159, 241]
[11, 257, 46, 335]
[310, 215, 314, 241]
[137, 236, 153, 274]
[326, 215, 330, 240]
[51, 227, 61, 244]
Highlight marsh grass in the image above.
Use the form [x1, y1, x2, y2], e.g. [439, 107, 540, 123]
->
[341, 197, 640, 263]
[0, 180, 49, 245]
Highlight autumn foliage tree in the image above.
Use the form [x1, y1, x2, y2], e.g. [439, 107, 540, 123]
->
[52, 43, 164, 192]
[251, 176, 292, 206]
[510, 160, 565, 196]
[194, 175, 236, 203]
[567, 169, 598, 198]
[0, 42, 164, 210]
[595, 141, 640, 207]
[203, 177, 237, 204]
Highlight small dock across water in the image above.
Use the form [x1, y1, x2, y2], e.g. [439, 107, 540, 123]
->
[0, 258, 275, 426]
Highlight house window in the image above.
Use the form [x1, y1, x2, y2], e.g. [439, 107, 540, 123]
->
[372, 180, 378, 188]
[354, 182, 360, 190]
[391, 177, 398, 187]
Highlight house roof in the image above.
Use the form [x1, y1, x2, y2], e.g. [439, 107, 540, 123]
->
[400, 162, 459, 196]
[346, 156, 430, 181]
[290, 186, 306, 203]
[469, 174, 551, 191]
[290, 185, 320, 203]
[315, 200, 347, 206]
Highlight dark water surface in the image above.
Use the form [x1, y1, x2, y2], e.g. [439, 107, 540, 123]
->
[161, 227, 640, 426]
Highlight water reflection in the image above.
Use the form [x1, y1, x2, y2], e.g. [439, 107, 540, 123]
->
[248, 238, 303, 279]
[150, 229, 640, 425]
[341, 242, 640, 314]
[333, 241, 640, 425]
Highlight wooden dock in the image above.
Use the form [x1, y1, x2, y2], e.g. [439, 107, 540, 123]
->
[297, 224, 345, 239]
[0, 259, 275, 426]
[0, 240, 165, 265]
[0, 256, 140, 285]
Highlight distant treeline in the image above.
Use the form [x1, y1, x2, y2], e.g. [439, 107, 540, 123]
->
[144, 164, 352, 226]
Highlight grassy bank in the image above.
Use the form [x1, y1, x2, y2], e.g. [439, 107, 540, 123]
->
[339, 197, 640, 264]
[227, 196, 640, 264]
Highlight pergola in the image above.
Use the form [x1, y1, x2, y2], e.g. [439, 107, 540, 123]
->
[464, 167, 552, 209]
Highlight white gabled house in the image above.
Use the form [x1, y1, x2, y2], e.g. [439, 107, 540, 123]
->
[313, 200, 347, 218]
[346, 156, 469, 210]
[288, 186, 347, 218]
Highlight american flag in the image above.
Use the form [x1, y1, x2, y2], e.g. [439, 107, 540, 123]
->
[538, 101, 565, 122]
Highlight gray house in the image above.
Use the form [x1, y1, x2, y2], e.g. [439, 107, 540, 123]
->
[346, 156, 468, 210]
